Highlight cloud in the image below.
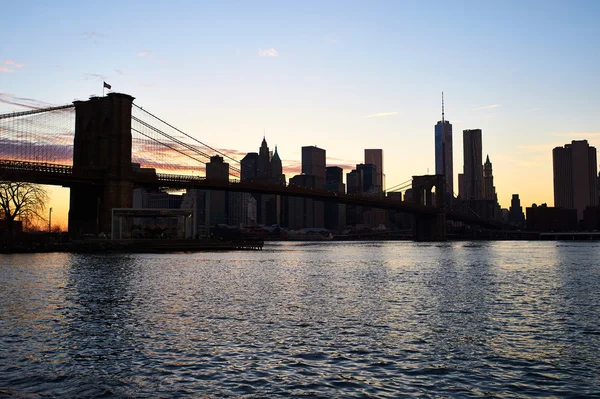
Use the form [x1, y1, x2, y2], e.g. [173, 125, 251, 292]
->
[473, 104, 500, 111]
[5, 60, 23, 68]
[138, 50, 152, 57]
[82, 73, 107, 81]
[517, 143, 564, 154]
[364, 111, 399, 119]
[323, 35, 338, 43]
[527, 107, 541, 112]
[82, 32, 107, 40]
[115, 69, 124, 75]
[0, 66, 13, 73]
[0, 92, 57, 110]
[258, 48, 279, 57]
[554, 132, 600, 138]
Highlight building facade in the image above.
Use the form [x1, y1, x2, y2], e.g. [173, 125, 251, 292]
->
[553, 140, 598, 220]
[463, 129, 483, 200]
[364, 149, 384, 192]
[435, 120, 453, 197]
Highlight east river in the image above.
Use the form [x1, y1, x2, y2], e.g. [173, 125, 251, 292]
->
[1, 241, 599, 397]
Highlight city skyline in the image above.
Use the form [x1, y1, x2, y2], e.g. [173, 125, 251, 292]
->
[2, 1, 600, 227]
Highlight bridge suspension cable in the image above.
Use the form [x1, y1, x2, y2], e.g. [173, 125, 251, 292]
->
[0, 104, 74, 120]
[132, 104, 243, 175]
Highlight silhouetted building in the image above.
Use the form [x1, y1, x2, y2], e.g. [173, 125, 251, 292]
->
[526, 204, 577, 232]
[508, 194, 525, 226]
[206, 156, 229, 226]
[365, 149, 384, 192]
[356, 163, 377, 194]
[302, 146, 326, 188]
[346, 170, 361, 194]
[326, 166, 344, 185]
[483, 155, 496, 201]
[583, 205, 600, 231]
[435, 95, 453, 199]
[241, 153, 259, 181]
[287, 174, 324, 229]
[458, 173, 465, 199]
[463, 129, 483, 200]
[240, 138, 285, 226]
[325, 166, 346, 230]
[553, 140, 598, 220]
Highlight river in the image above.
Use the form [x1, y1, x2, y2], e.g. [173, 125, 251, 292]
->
[1, 241, 599, 397]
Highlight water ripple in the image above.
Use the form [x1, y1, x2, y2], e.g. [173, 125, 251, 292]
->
[1, 242, 600, 397]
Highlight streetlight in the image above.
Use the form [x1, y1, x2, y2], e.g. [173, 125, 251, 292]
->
[48, 207, 52, 233]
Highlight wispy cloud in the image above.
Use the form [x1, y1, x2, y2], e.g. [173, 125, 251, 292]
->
[364, 111, 399, 119]
[82, 73, 107, 81]
[82, 32, 107, 41]
[258, 48, 279, 57]
[554, 132, 600, 138]
[0, 92, 59, 110]
[138, 50, 152, 57]
[527, 107, 542, 112]
[0, 66, 13, 73]
[518, 143, 564, 153]
[323, 35, 338, 43]
[473, 104, 500, 111]
[115, 69, 124, 75]
[5, 60, 23, 68]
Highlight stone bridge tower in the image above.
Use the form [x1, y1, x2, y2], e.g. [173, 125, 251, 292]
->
[68, 93, 135, 238]
[412, 174, 446, 241]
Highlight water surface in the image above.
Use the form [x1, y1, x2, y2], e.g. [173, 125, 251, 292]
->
[1, 241, 599, 397]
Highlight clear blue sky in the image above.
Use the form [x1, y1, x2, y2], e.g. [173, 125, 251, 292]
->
[2, 0, 600, 225]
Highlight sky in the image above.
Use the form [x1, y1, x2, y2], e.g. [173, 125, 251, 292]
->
[2, 0, 600, 229]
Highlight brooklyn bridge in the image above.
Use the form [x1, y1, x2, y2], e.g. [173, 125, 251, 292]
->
[0, 93, 511, 241]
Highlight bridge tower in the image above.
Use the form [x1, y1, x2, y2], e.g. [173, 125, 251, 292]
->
[412, 174, 446, 241]
[68, 93, 135, 238]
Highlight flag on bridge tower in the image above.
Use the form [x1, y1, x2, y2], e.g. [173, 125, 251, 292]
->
[103, 81, 111, 90]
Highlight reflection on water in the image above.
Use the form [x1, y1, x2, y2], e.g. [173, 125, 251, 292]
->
[1, 242, 599, 397]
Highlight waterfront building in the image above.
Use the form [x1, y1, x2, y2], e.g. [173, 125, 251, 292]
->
[526, 204, 578, 232]
[240, 138, 285, 226]
[463, 129, 483, 200]
[325, 166, 346, 230]
[553, 140, 598, 220]
[508, 194, 525, 226]
[205, 156, 229, 226]
[287, 174, 323, 229]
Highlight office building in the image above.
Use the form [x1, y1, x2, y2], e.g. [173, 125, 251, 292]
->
[205, 156, 229, 226]
[553, 140, 598, 220]
[508, 194, 525, 226]
[434, 94, 453, 197]
[325, 166, 346, 230]
[287, 174, 324, 229]
[365, 149, 384, 192]
[483, 155, 496, 201]
[301, 146, 326, 188]
[240, 138, 285, 225]
[463, 129, 483, 200]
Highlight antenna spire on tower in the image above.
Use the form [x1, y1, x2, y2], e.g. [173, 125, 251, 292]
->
[442, 91, 445, 124]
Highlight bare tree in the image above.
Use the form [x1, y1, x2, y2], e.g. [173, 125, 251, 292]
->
[0, 182, 49, 234]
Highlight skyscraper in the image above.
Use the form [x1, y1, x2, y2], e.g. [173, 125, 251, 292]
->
[364, 149, 384, 192]
[483, 155, 496, 201]
[553, 140, 598, 220]
[463, 129, 483, 200]
[301, 146, 326, 188]
[434, 93, 453, 197]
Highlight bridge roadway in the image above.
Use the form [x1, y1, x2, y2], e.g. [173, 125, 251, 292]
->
[0, 159, 510, 229]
